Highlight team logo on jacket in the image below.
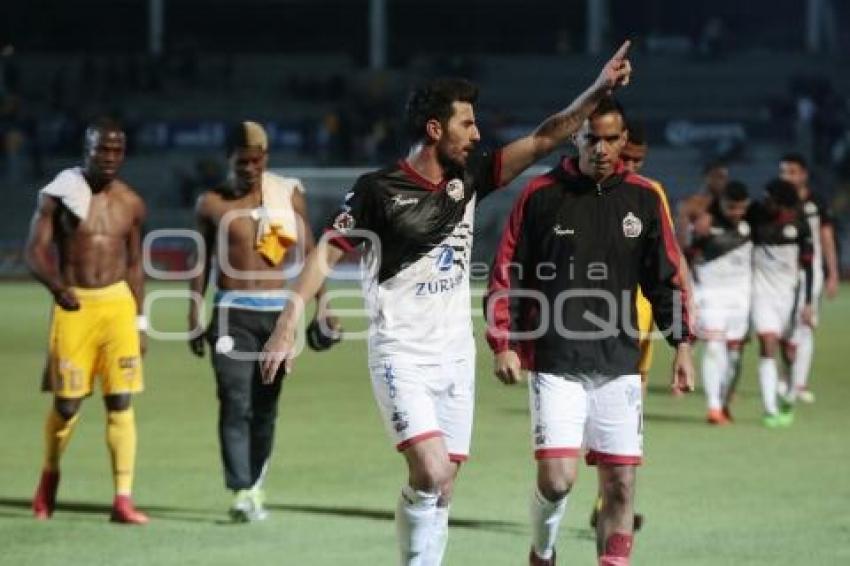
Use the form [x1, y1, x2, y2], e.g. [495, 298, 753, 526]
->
[738, 221, 751, 237]
[622, 212, 642, 238]
[446, 178, 464, 201]
[333, 211, 355, 233]
[783, 224, 798, 240]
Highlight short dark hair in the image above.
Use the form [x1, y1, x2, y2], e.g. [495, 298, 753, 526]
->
[589, 96, 627, 124]
[765, 178, 799, 207]
[723, 180, 749, 202]
[780, 152, 808, 170]
[85, 116, 124, 140]
[702, 160, 727, 176]
[625, 118, 646, 146]
[405, 77, 479, 141]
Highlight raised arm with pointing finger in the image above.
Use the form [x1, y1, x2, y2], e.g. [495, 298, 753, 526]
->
[260, 41, 634, 382]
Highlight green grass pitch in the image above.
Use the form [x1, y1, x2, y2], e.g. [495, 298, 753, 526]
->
[1, 282, 849, 565]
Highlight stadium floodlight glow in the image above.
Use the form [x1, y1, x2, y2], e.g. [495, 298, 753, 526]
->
[143, 229, 206, 281]
[216, 207, 308, 281]
[143, 289, 205, 341]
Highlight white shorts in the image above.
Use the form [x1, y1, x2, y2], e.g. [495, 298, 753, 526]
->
[751, 290, 796, 338]
[529, 372, 643, 466]
[695, 286, 750, 342]
[369, 355, 475, 463]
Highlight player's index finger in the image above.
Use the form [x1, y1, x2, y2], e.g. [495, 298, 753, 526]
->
[612, 39, 631, 60]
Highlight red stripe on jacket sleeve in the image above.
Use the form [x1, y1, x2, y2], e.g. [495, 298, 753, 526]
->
[485, 174, 554, 354]
[628, 174, 694, 342]
[655, 194, 694, 341]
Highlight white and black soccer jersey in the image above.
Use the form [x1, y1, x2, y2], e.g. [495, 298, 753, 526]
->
[325, 150, 503, 363]
[749, 202, 814, 304]
[800, 193, 834, 291]
[689, 199, 753, 340]
[690, 199, 753, 291]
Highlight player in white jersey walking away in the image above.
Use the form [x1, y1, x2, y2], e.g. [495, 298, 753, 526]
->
[748, 179, 814, 428]
[687, 181, 752, 424]
[260, 43, 633, 566]
[777, 153, 840, 403]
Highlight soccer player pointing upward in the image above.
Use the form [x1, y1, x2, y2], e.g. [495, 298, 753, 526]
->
[262, 42, 632, 566]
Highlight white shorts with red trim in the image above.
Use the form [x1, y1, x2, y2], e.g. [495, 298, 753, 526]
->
[369, 355, 474, 463]
[751, 289, 796, 338]
[529, 372, 643, 466]
[695, 286, 750, 341]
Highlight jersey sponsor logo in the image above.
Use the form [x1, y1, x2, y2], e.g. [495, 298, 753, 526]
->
[333, 211, 356, 233]
[415, 271, 464, 296]
[623, 212, 642, 238]
[738, 221, 751, 236]
[446, 178, 464, 201]
[553, 224, 575, 236]
[782, 224, 798, 239]
[391, 194, 419, 207]
[436, 245, 455, 272]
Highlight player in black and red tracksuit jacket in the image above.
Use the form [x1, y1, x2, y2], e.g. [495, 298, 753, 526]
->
[484, 98, 694, 566]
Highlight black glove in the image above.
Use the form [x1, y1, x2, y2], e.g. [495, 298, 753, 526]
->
[306, 317, 342, 352]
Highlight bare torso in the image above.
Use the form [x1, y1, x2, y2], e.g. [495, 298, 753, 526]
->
[200, 187, 291, 291]
[55, 180, 143, 288]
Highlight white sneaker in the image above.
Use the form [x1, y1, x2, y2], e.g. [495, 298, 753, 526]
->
[229, 489, 253, 523]
[796, 389, 815, 404]
[248, 489, 269, 521]
[229, 489, 268, 522]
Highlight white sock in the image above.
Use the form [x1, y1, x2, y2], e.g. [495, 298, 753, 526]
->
[791, 326, 814, 397]
[722, 347, 742, 403]
[758, 357, 779, 416]
[396, 485, 440, 566]
[702, 340, 727, 411]
[423, 505, 449, 566]
[529, 487, 568, 560]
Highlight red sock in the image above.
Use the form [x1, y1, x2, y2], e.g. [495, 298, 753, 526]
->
[599, 532, 633, 566]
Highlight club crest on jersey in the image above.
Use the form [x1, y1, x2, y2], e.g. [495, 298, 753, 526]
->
[446, 178, 464, 201]
[783, 224, 798, 239]
[738, 221, 751, 237]
[333, 211, 355, 233]
[622, 212, 642, 238]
